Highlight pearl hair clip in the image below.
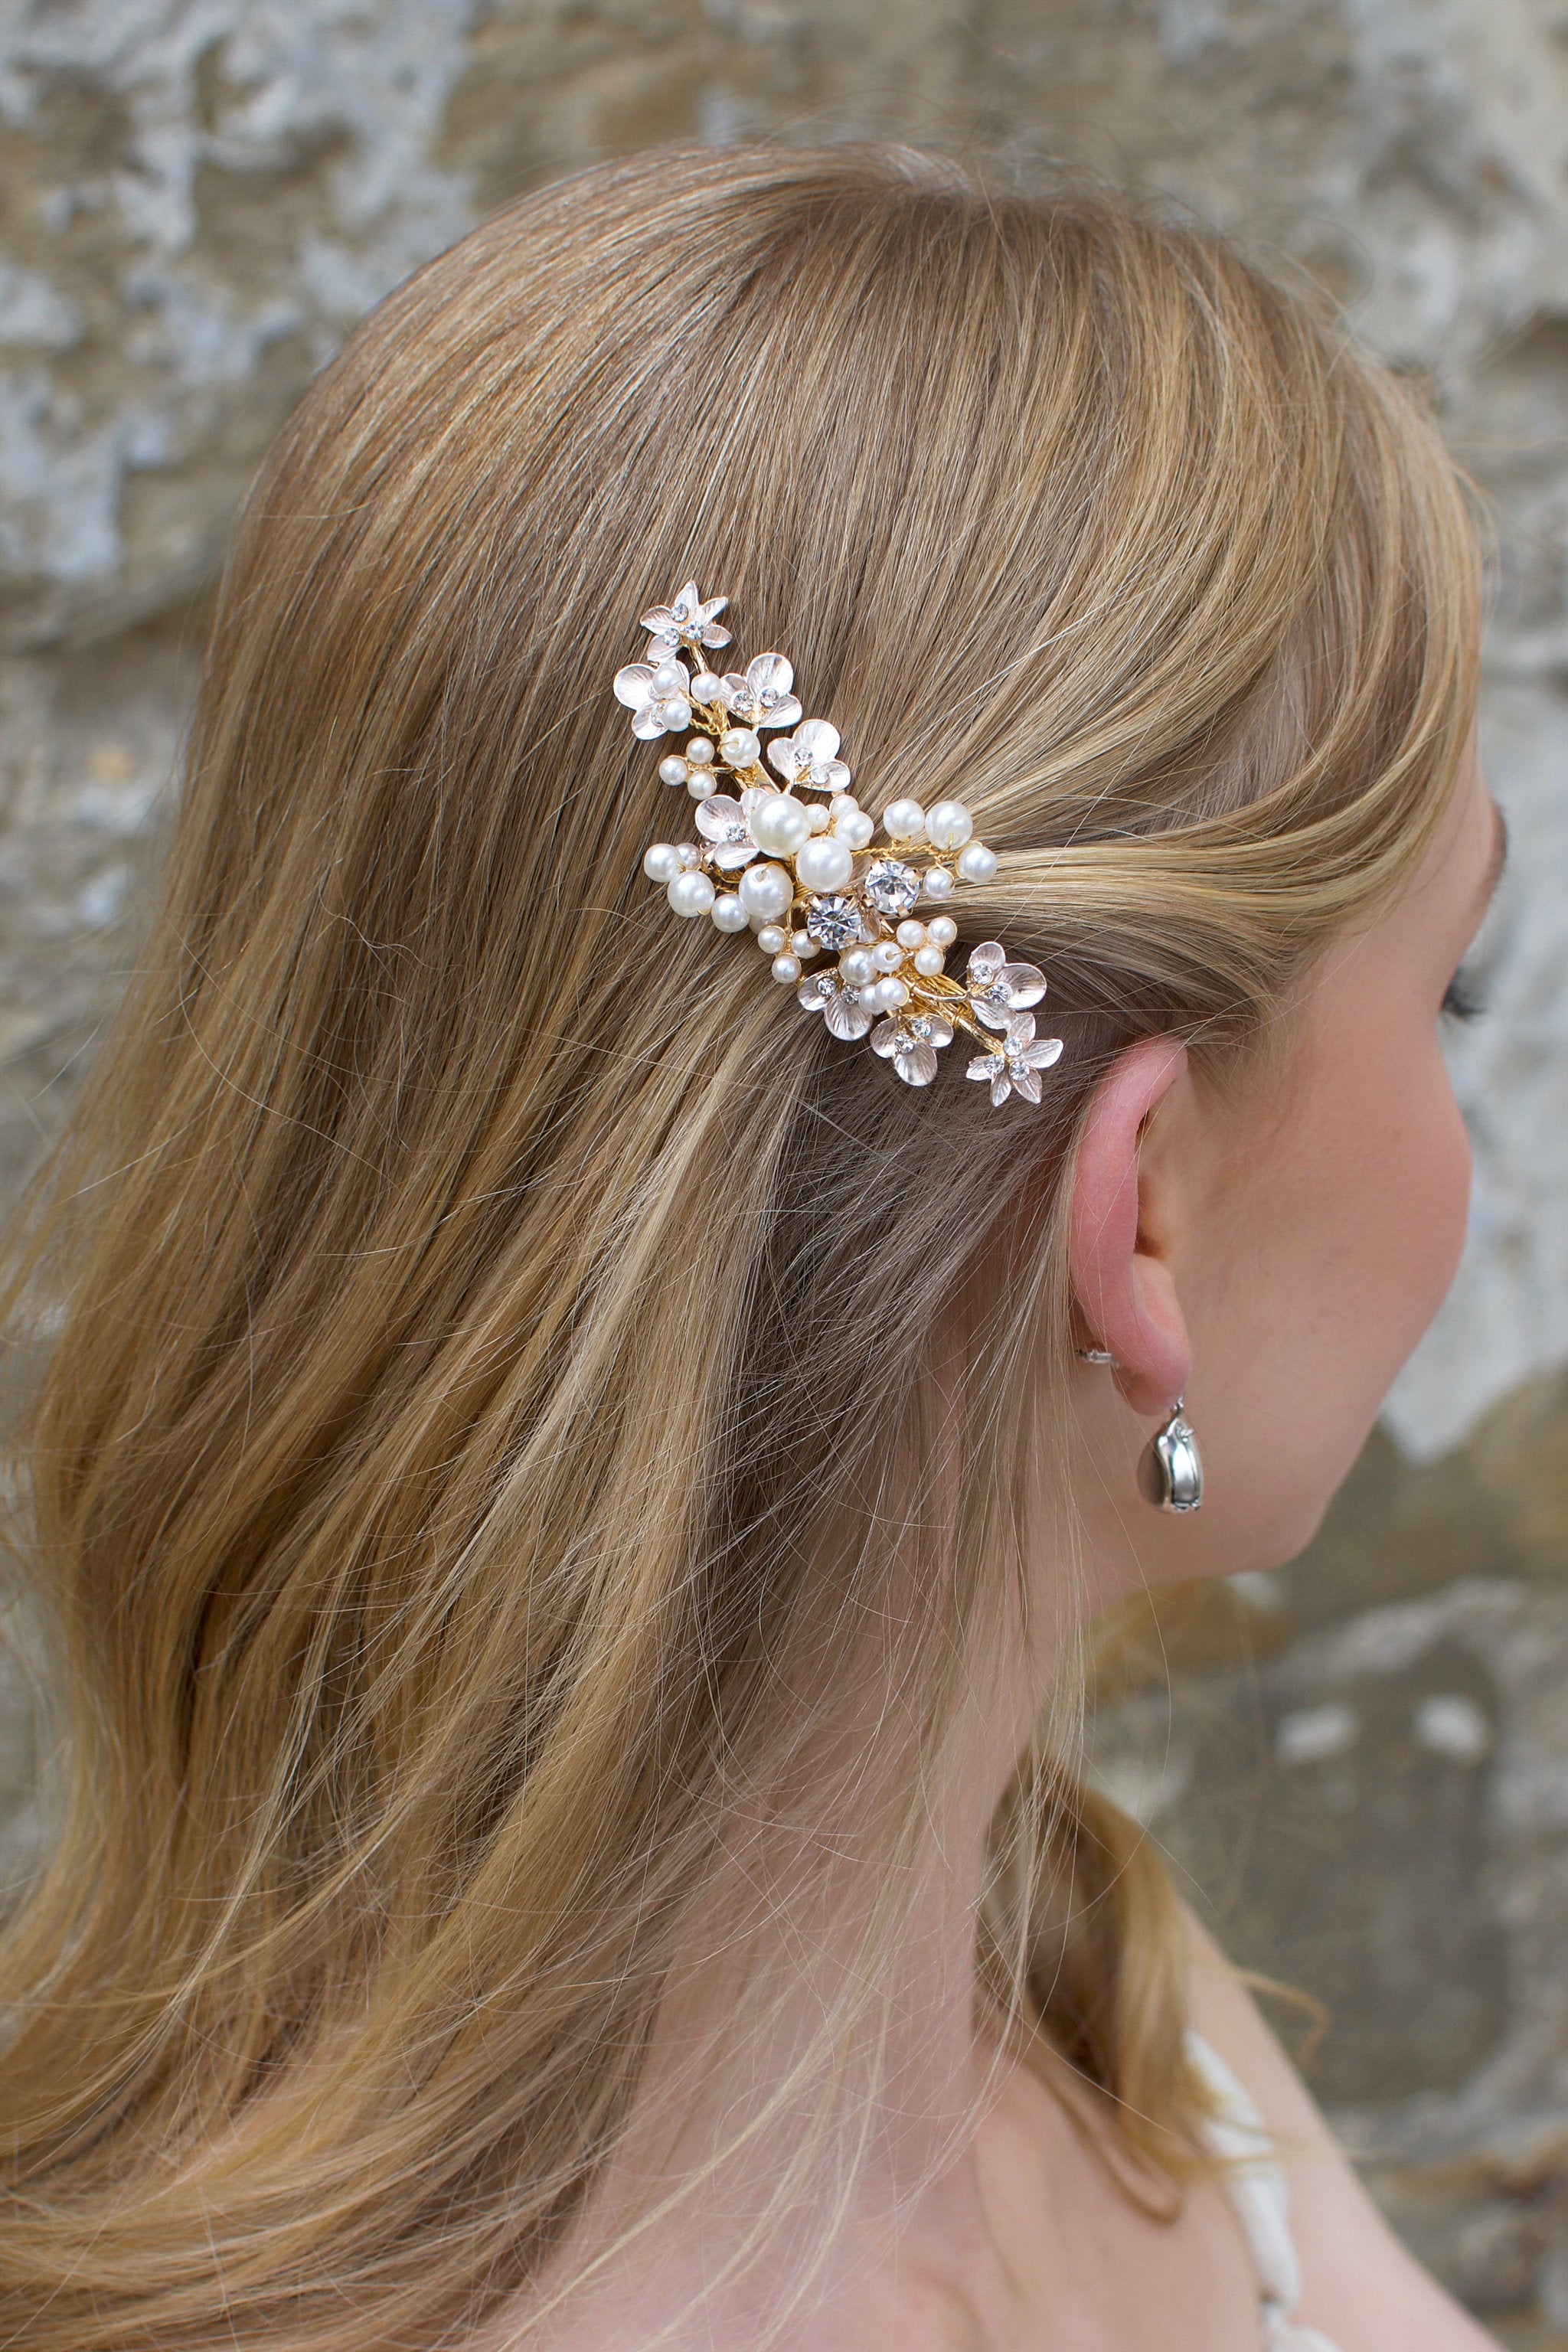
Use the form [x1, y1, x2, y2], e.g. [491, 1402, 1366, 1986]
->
[619, 583, 1066, 1102]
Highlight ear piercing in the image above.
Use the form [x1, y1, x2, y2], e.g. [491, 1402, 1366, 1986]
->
[1076, 1349, 1205, 1513]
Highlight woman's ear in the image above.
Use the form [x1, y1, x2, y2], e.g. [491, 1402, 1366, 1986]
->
[1069, 1037, 1193, 1416]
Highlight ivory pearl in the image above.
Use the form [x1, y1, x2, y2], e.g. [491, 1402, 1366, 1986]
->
[806, 804, 831, 833]
[835, 811, 875, 849]
[895, 920, 926, 949]
[690, 672, 724, 704]
[748, 793, 812, 858]
[913, 946, 946, 977]
[956, 841, 998, 883]
[794, 835, 854, 893]
[771, 954, 802, 985]
[668, 870, 715, 916]
[922, 867, 956, 900]
[927, 915, 958, 947]
[881, 977, 910, 1008]
[755, 923, 789, 955]
[739, 862, 795, 919]
[686, 737, 716, 764]
[871, 940, 904, 972]
[839, 946, 877, 987]
[688, 772, 716, 799]
[883, 798, 926, 840]
[720, 727, 762, 768]
[658, 756, 689, 787]
[924, 800, 973, 849]
[643, 842, 682, 882]
[791, 931, 820, 958]
[710, 893, 750, 933]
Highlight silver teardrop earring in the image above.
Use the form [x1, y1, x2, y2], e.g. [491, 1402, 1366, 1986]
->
[1139, 1398, 1204, 1514]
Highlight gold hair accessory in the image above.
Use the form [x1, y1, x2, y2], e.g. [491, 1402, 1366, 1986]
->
[619, 583, 1065, 1103]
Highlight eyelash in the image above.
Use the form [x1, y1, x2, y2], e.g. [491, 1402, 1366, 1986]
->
[1442, 970, 1486, 1022]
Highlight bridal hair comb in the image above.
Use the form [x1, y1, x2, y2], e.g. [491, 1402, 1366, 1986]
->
[617, 583, 1064, 1103]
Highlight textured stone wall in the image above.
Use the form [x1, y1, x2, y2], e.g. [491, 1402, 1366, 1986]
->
[3, 0, 1568, 2337]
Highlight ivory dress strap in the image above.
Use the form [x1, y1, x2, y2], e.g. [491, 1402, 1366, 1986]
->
[1184, 2031, 1345, 2352]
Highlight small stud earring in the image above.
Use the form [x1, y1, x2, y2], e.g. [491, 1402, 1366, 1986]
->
[1139, 1398, 1204, 1514]
[1075, 1347, 1118, 1365]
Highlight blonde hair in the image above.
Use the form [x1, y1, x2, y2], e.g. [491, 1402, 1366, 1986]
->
[0, 145, 1476, 2347]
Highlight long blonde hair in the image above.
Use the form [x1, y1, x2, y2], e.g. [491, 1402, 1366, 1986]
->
[0, 145, 1475, 2347]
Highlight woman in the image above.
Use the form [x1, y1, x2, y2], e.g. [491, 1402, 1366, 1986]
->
[0, 145, 1508, 2349]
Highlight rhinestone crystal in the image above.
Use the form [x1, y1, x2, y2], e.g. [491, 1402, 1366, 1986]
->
[805, 894, 864, 952]
[863, 858, 921, 919]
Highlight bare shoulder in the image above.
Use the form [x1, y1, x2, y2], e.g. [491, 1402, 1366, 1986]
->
[1183, 1909, 1504, 2352]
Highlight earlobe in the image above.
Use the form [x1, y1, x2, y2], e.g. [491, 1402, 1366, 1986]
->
[1069, 1037, 1194, 1417]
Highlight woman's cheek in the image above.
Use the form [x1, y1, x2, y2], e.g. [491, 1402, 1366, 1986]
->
[1383, 1050, 1473, 1357]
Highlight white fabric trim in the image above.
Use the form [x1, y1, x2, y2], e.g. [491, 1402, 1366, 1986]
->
[1185, 2030, 1345, 2352]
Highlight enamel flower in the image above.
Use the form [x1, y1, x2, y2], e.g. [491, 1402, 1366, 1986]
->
[966, 1012, 1065, 1106]
[640, 580, 733, 657]
[622, 583, 1064, 1108]
[613, 657, 694, 740]
[798, 968, 874, 1040]
[768, 719, 852, 795]
[720, 654, 804, 731]
[694, 792, 762, 870]
[871, 1009, 955, 1087]
[964, 940, 1047, 1030]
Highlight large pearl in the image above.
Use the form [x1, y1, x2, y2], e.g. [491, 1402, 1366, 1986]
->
[720, 727, 763, 767]
[883, 798, 926, 840]
[668, 870, 716, 916]
[925, 800, 973, 849]
[956, 841, 998, 883]
[710, 893, 750, 933]
[643, 842, 683, 882]
[748, 793, 812, 858]
[794, 835, 854, 893]
[739, 862, 795, 920]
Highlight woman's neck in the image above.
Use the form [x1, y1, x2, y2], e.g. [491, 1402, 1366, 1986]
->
[521, 1633, 1044, 2350]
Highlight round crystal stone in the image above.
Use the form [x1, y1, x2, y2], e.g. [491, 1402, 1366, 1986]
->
[805, 894, 864, 952]
[864, 858, 920, 918]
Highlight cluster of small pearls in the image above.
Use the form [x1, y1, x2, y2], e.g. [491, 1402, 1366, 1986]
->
[880, 795, 997, 887]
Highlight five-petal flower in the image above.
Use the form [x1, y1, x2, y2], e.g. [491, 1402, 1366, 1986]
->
[613, 658, 694, 740]
[964, 940, 1047, 1031]
[767, 719, 852, 795]
[640, 580, 732, 656]
[966, 1012, 1063, 1106]
[720, 654, 804, 731]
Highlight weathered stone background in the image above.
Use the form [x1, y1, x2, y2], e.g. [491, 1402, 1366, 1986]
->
[2, 0, 1568, 2337]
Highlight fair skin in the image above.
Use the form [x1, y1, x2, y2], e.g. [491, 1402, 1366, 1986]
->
[521, 753, 1505, 2352]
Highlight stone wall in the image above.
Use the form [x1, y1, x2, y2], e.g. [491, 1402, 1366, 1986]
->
[3, 0, 1568, 2337]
